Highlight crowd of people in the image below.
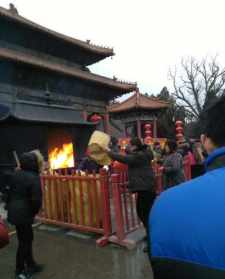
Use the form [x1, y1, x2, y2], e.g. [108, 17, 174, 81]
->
[149, 94, 225, 278]
[103, 94, 225, 278]
[1, 94, 225, 278]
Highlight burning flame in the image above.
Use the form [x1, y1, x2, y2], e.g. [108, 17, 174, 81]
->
[49, 143, 74, 170]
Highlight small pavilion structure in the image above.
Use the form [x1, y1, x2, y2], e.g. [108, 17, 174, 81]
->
[108, 91, 170, 142]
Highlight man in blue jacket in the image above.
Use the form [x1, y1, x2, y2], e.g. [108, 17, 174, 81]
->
[149, 94, 225, 279]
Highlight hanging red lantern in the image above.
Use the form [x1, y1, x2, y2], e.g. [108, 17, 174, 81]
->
[176, 133, 184, 140]
[144, 123, 151, 130]
[175, 120, 183, 127]
[175, 120, 184, 141]
[90, 113, 102, 123]
[144, 136, 152, 145]
[176, 126, 184, 133]
[144, 122, 153, 143]
[145, 130, 152, 136]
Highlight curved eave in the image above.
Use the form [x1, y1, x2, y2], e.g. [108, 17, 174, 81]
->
[108, 92, 170, 113]
[0, 47, 137, 93]
[109, 105, 169, 114]
[0, 102, 95, 125]
[0, 7, 114, 59]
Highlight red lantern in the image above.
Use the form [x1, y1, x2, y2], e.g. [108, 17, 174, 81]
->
[144, 122, 152, 143]
[90, 113, 102, 123]
[176, 126, 184, 133]
[145, 130, 152, 136]
[176, 120, 183, 126]
[144, 123, 151, 129]
[175, 120, 184, 141]
[144, 136, 152, 145]
[176, 133, 184, 140]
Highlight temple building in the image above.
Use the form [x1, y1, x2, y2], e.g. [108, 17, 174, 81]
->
[108, 91, 170, 142]
[0, 5, 136, 168]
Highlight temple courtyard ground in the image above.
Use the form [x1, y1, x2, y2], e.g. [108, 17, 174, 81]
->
[0, 225, 154, 279]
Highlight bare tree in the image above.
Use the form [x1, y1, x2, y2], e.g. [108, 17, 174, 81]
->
[169, 56, 225, 120]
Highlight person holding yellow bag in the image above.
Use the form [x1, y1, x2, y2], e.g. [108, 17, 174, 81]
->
[106, 137, 156, 249]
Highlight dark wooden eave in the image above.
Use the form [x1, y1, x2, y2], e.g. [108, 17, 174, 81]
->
[0, 103, 94, 125]
[108, 91, 170, 113]
[0, 47, 137, 93]
[0, 6, 114, 64]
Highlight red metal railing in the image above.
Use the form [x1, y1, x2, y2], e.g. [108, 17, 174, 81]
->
[109, 159, 192, 247]
[38, 169, 111, 246]
[38, 158, 192, 249]
[109, 173, 141, 249]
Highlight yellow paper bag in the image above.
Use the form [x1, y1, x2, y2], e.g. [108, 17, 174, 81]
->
[88, 131, 112, 166]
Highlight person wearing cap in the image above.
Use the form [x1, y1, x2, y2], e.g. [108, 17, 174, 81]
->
[149, 94, 225, 278]
[5, 150, 44, 279]
[107, 137, 155, 247]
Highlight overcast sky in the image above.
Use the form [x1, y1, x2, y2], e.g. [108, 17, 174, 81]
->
[1, 0, 225, 95]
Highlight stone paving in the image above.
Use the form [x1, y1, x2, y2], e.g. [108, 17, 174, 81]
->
[0, 226, 153, 279]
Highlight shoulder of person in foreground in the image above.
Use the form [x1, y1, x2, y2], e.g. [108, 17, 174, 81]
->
[150, 176, 200, 217]
[150, 165, 225, 220]
[149, 168, 225, 277]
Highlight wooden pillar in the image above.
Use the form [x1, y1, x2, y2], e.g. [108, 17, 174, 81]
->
[104, 113, 111, 135]
[153, 117, 157, 138]
[137, 119, 142, 139]
[124, 122, 127, 137]
[82, 110, 88, 121]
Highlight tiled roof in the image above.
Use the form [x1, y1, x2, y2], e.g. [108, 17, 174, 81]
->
[108, 91, 170, 113]
[0, 6, 114, 57]
[0, 47, 137, 92]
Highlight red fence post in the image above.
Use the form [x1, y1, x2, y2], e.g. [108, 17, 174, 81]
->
[108, 171, 142, 249]
[111, 173, 126, 242]
[96, 169, 112, 246]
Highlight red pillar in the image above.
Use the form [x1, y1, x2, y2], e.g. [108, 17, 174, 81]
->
[104, 113, 111, 135]
[82, 110, 88, 121]
[153, 117, 157, 138]
[137, 120, 142, 139]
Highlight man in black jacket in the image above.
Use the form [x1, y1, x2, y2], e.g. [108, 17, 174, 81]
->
[107, 138, 155, 237]
[5, 151, 44, 279]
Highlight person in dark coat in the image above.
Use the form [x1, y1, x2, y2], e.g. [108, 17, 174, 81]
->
[109, 136, 120, 153]
[107, 138, 155, 236]
[5, 151, 44, 279]
[77, 156, 101, 173]
[162, 139, 185, 188]
[149, 94, 225, 279]
[191, 141, 206, 178]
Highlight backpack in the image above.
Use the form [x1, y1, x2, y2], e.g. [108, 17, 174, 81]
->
[0, 217, 9, 249]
